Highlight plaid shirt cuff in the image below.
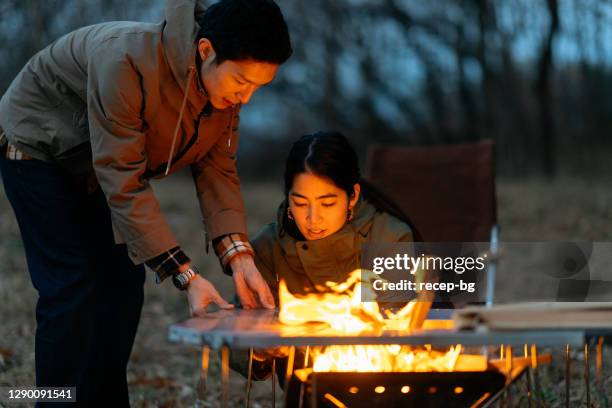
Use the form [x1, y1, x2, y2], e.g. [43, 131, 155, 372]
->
[145, 246, 191, 283]
[214, 233, 254, 276]
[3, 139, 32, 160]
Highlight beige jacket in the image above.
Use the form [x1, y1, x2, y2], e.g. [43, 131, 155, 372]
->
[0, 0, 246, 264]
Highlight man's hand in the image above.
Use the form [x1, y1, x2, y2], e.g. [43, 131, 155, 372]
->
[186, 274, 234, 317]
[230, 254, 275, 309]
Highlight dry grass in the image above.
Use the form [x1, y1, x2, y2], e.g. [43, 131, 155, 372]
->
[1, 174, 611, 407]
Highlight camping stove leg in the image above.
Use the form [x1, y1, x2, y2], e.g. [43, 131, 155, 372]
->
[311, 374, 318, 408]
[565, 345, 570, 408]
[197, 346, 210, 401]
[524, 344, 532, 408]
[584, 343, 590, 408]
[221, 345, 230, 408]
[596, 337, 603, 381]
[596, 336, 604, 401]
[298, 347, 311, 408]
[283, 346, 296, 408]
[499, 342, 507, 407]
[304, 346, 310, 367]
[271, 359, 276, 407]
[297, 383, 305, 408]
[504, 345, 513, 408]
[531, 344, 542, 407]
[245, 348, 254, 408]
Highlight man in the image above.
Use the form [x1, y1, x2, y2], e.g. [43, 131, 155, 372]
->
[0, 0, 291, 405]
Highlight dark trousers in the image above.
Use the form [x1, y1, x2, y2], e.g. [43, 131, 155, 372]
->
[0, 155, 145, 407]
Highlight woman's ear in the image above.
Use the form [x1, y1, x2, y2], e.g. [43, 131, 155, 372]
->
[198, 38, 216, 63]
[349, 183, 361, 208]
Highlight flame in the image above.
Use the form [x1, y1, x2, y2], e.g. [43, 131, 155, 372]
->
[278, 269, 472, 373]
[279, 270, 416, 332]
[278, 271, 383, 332]
[312, 344, 463, 373]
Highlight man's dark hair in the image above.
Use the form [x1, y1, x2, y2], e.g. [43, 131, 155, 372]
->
[196, 0, 292, 65]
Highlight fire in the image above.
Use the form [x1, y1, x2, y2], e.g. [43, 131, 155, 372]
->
[278, 270, 418, 333]
[278, 271, 383, 332]
[278, 270, 474, 373]
[312, 344, 463, 373]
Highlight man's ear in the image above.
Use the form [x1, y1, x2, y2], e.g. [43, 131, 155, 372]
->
[198, 38, 216, 63]
[350, 183, 361, 208]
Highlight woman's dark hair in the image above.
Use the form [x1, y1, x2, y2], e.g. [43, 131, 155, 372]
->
[281, 131, 421, 240]
[196, 0, 292, 65]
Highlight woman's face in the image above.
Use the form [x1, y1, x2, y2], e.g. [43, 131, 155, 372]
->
[288, 172, 360, 240]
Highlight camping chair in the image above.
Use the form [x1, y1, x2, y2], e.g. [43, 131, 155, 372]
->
[365, 139, 498, 306]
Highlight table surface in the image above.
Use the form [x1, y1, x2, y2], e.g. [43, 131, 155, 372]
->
[168, 309, 588, 349]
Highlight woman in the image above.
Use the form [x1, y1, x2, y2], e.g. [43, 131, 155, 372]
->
[230, 130, 420, 383]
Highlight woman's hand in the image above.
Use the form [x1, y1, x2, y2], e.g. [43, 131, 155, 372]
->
[230, 254, 275, 309]
[186, 274, 234, 317]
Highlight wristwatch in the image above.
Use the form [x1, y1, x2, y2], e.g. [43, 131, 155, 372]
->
[172, 265, 199, 290]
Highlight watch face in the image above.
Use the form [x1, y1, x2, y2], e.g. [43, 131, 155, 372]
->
[173, 274, 187, 290]
[172, 275, 183, 289]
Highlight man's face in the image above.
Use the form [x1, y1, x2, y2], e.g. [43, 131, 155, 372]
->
[198, 40, 279, 109]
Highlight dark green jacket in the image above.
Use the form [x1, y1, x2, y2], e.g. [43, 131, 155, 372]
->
[255, 197, 413, 298]
[230, 197, 413, 379]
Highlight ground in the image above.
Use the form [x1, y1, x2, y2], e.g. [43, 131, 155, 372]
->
[1, 174, 611, 407]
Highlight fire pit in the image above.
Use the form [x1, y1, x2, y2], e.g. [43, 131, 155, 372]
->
[169, 272, 596, 407]
[169, 308, 587, 407]
[292, 370, 505, 408]
[267, 270, 538, 407]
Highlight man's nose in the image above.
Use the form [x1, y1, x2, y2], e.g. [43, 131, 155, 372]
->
[237, 84, 256, 105]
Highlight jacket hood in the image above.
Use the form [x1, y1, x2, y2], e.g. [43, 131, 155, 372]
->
[163, 0, 207, 92]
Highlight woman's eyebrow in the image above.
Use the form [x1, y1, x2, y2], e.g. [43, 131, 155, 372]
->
[316, 194, 338, 199]
[290, 193, 338, 199]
